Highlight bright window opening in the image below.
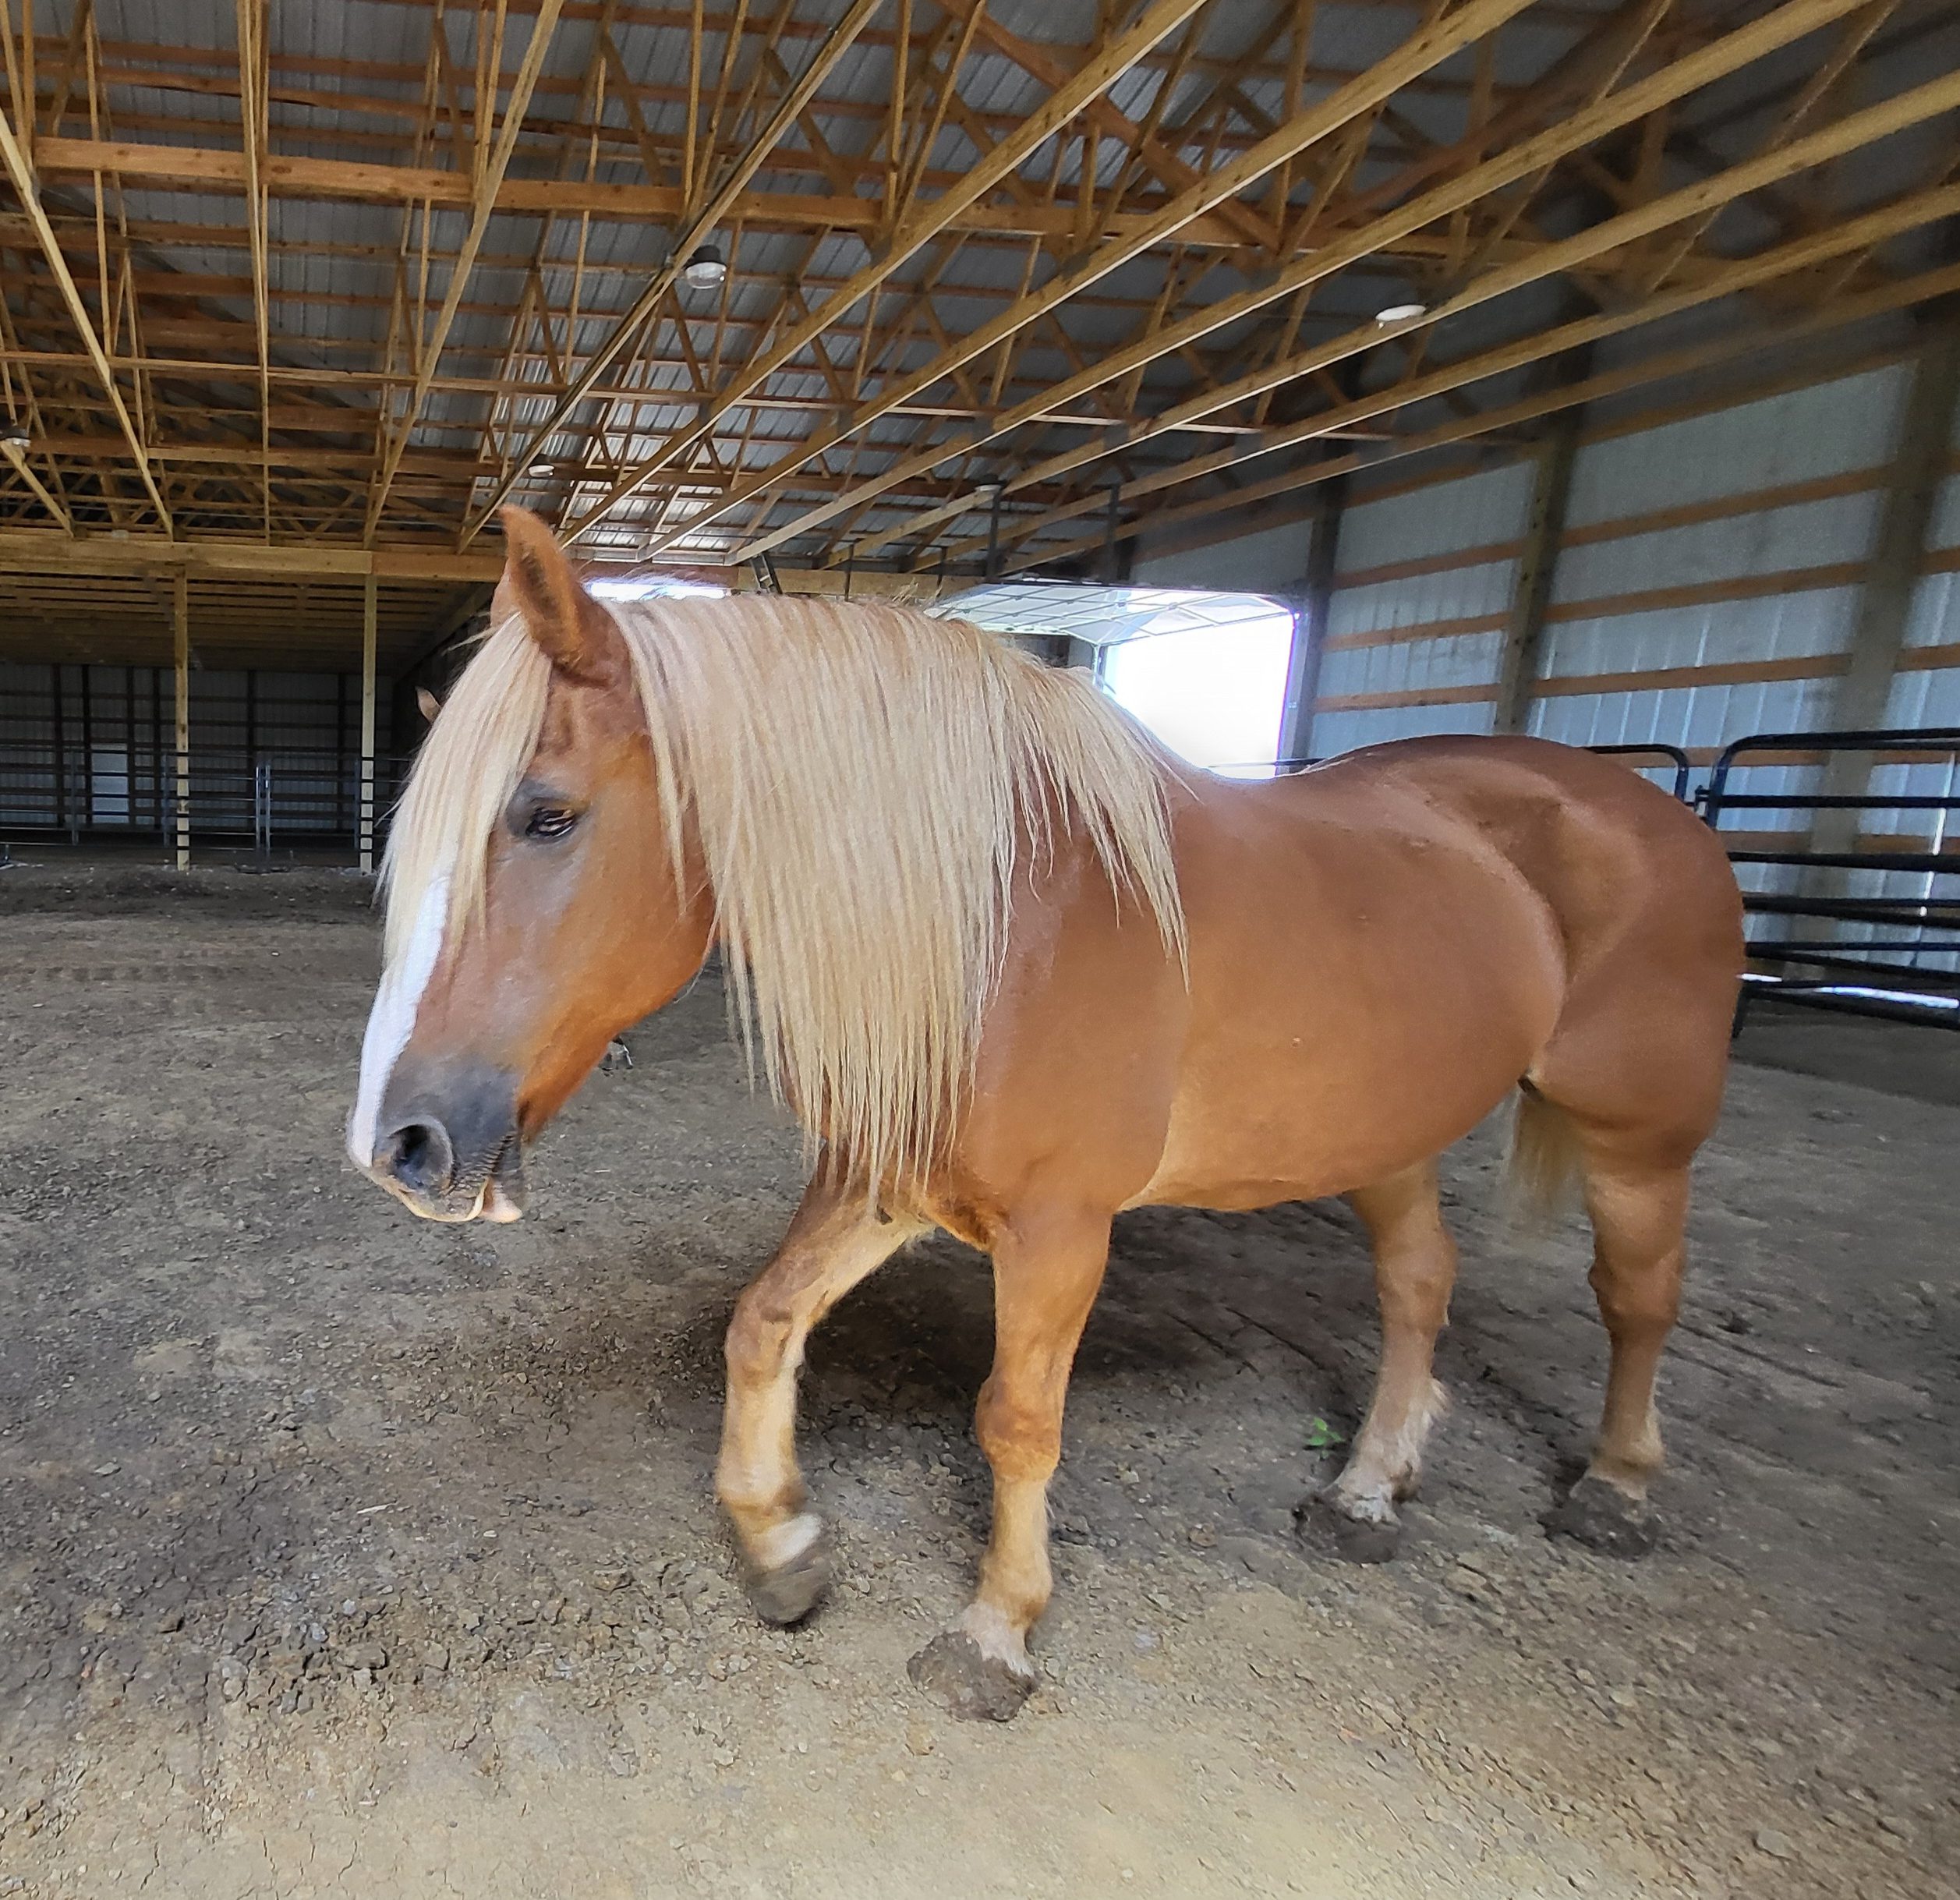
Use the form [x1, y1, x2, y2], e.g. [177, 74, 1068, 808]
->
[938, 582, 1298, 777]
[1097, 608, 1295, 777]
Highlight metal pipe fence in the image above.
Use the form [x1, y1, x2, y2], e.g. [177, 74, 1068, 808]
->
[1, 748, 412, 862]
[1700, 728, 1960, 1028]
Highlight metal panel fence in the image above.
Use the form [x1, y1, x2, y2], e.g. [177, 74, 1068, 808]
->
[1, 661, 401, 862]
[1702, 729, 1960, 1026]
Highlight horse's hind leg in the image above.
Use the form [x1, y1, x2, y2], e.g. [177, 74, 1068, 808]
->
[1303, 1160, 1456, 1564]
[1547, 1143, 1691, 1558]
[718, 1179, 927, 1625]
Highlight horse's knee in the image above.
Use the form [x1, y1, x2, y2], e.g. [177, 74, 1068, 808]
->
[975, 1376, 1062, 1484]
[1378, 1252, 1454, 1334]
[1587, 1256, 1681, 1339]
[724, 1290, 798, 1386]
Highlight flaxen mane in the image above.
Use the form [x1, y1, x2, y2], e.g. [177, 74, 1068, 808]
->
[384, 595, 1185, 1190]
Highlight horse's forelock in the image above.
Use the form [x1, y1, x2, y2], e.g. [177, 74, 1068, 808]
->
[381, 614, 553, 971]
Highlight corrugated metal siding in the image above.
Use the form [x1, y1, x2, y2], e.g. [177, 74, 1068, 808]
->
[1310, 460, 1534, 748]
[1132, 519, 1311, 593]
[1531, 367, 1906, 765]
[1334, 462, 1534, 571]
[1562, 364, 1907, 527]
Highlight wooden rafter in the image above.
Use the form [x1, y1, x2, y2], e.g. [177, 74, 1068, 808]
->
[0, 0, 1952, 658]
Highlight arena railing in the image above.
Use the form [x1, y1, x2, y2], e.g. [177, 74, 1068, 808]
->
[1700, 728, 1960, 1029]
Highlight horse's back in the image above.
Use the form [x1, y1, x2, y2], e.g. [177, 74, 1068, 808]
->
[1285, 734, 1743, 1141]
[1289, 734, 1737, 930]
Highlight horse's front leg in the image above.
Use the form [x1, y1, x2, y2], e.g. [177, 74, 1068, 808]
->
[909, 1205, 1112, 1722]
[717, 1180, 926, 1625]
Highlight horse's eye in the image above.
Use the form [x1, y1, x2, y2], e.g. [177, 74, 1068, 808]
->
[525, 806, 578, 840]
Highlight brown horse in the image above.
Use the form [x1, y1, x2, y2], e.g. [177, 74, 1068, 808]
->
[350, 509, 1743, 1721]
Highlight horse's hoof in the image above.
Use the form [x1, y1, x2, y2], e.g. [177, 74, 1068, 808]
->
[742, 1531, 832, 1627]
[1548, 1475, 1658, 1558]
[907, 1630, 1036, 1722]
[1296, 1493, 1403, 1565]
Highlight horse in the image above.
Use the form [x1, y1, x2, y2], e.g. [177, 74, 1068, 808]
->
[348, 508, 1743, 1721]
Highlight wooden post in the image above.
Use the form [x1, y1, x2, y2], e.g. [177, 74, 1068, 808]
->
[359, 574, 378, 873]
[1812, 319, 1960, 851]
[1278, 474, 1346, 766]
[1494, 412, 1582, 736]
[172, 571, 190, 869]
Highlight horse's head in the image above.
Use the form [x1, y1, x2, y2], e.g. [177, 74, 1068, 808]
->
[348, 509, 713, 1222]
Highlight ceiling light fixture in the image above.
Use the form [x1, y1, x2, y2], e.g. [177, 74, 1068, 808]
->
[0, 419, 30, 450]
[681, 243, 727, 291]
[527, 460, 555, 477]
[1374, 301, 1429, 325]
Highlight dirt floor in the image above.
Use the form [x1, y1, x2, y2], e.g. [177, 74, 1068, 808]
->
[0, 865, 1955, 1900]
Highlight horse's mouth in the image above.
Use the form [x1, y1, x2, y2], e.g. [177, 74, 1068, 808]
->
[374, 1129, 528, 1224]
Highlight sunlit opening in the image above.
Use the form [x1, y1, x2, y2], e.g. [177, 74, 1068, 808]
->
[1098, 606, 1296, 778]
[587, 575, 728, 603]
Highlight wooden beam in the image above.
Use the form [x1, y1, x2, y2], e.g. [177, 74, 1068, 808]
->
[652, 0, 1546, 557]
[1279, 476, 1345, 762]
[1002, 257, 1960, 575]
[364, 0, 569, 538]
[0, 100, 174, 529]
[996, 182, 1960, 575]
[497, 0, 1216, 547]
[740, 0, 1887, 564]
[1493, 409, 1581, 734]
[1812, 314, 1960, 853]
[452, 0, 887, 545]
[915, 67, 1960, 569]
[1, 436, 74, 529]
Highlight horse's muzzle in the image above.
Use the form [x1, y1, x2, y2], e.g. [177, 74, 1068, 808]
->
[362, 1063, 527, 1222]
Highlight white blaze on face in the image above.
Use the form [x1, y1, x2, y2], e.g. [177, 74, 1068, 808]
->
[348, 863, 453, 1170]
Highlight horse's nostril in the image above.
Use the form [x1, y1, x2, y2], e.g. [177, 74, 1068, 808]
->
[383, 1118, 451, 1195]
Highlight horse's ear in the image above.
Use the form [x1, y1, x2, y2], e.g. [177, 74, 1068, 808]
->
[416, 685, 441, 724]
[494, 506, 626, 685]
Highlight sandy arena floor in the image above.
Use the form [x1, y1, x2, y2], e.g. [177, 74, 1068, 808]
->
[0, 865, 1955, 1899]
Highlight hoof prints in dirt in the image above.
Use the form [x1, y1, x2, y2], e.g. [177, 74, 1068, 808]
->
[2, 870, 1958, 1898]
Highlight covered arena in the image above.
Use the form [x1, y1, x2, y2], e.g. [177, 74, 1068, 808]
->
[3, 0, 1958, 1895]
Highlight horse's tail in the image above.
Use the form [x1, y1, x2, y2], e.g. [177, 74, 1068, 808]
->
[1505, 1084, 1585, 1225]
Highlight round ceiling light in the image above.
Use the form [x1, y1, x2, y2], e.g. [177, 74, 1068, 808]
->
[1374, 301, 1429, 325]
[527, 461, 555, 477]
[0, 419, 30, 449]
[681, 243, 728, 290]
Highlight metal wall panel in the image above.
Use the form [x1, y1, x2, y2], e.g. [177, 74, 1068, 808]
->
[1334, 462, 1536, 574]
[1312, 699, 1499, 756]
[1131, 519, 1312, 594]
[1552, 494, 1883, 603]
[1327, 557, 1516, 641]
[1316, 629, 1506, 704]
[1563, 363, 1907, 528]
[1311, 462, 1534, 741]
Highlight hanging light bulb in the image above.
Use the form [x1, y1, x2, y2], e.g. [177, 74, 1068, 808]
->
[681, 243, 727, 290]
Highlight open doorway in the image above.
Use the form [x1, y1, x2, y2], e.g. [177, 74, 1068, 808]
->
[941, 582, 1299, 777]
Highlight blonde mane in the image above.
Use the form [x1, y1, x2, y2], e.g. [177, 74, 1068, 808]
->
[384, 595, 1185, 1191]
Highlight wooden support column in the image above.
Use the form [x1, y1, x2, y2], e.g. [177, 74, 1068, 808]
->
[1278, 473, 1347, 764]
[172, 571, 190, 869]
[359, 574, 378, 874]
[1494, 412, 1582, 736]
[1812, 317, 1960, 854]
